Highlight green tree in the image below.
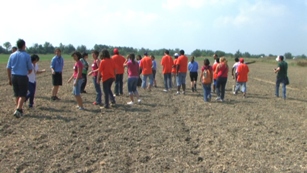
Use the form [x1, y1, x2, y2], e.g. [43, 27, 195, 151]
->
[192, 49, 202, 57]
[284, 52, 292, 59]
[215, 50, 225, 57]
[234, 50, 242, 58]
[243, 52, 251, 58]
[3, 42, 11, 52]
[76, 45, 87, 53]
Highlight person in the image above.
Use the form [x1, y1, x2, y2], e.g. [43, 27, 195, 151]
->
[6, 39, 33, 118]
[88, 50, 102, 105]
[136, 55, 142, 87]
[161, 50, 174, 92]
[123, 53, 141, 105]
[80, 52, 89, 93]
[274, 55, 288, 99]
[171, 53, 179, 87]
[188, 56, 199, 92]
[50, 48, 64, 101]
[68, 51, 84, 110]
[213, 54, 218, 64]
[176, 50, 188, 94]
[97, 49, 116, 109]
[212, 57, 220, 93]
[151, 55, 157, 87]
[232, 57, 255, 92]
[215, 57, 229, 102]
[25, 54, 46, 108]
[112, 48, 125, 96]
[11, 46, 17, 53]
[139, 52, 153, 91]
[233, 58, 249, 98]
[200, 58, 213, 102]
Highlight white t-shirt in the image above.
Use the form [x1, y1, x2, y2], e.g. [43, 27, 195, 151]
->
[28, 63, 39, 83]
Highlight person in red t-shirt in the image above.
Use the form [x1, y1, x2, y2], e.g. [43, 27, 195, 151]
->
[87, 50, 102, 105]
[212, 57, 220, 93]
[234, 58, 249, 97]
[68, 51, 84, 110]
[112, 48, 126, 96]
[97, 49, 116, 109]
[161, 50, 174, 92]
[215, 57, 229, 102]
[175, 50, 188, 94]
[171, 53, 179, 87]
[139, 52, 153, 91]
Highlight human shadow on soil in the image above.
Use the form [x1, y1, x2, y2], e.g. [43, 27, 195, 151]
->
[25, 114, 77, 122]
[111, 104, 151, 112]
[38, 106, 72, 113]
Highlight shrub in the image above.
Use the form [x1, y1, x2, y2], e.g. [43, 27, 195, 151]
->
[296, 60, 307, 67]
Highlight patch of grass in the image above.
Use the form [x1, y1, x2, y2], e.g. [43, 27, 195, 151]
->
[0, 54, 72, 64]
[296, 60, 307, 67]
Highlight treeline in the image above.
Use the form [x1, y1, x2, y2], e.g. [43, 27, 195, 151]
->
[1, 41, 306, 59]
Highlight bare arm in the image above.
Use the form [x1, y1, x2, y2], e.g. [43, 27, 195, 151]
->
[7, 69, 12, 85]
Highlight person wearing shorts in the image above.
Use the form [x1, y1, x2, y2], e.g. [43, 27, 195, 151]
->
[188, 56, 199, 92]
[6, 39, 33, 118]
[175, 50, 188, 94]
[68, 51, 84, 110]
[50, 48, 64, 101]
[124, 54, 141, 105]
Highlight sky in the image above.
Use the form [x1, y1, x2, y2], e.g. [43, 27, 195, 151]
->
[1, 0, 306, 56]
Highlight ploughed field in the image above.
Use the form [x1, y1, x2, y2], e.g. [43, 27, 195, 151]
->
[0, 58, 306, 172]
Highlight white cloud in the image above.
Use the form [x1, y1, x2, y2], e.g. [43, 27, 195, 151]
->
[162, 0, 236, 10]
[215, 1, 287, 28]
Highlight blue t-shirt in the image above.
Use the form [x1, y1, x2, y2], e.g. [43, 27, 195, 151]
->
[50, 56, 64, 72]
[188, 61, 199, 72]
[6, 50, 32, 76]
[152, 60, 157, 70]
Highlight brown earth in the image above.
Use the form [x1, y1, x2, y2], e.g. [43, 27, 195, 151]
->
[0, 58, 306, 172]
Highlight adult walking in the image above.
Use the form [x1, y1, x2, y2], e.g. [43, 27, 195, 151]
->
[80, 52, 89, 93]
[161, 50, 173, 92]
[6, 39, 33, 118]
[274, 55, 288, 99]
[139, 52, 153, 91]
[50, 48, 64, 101]
[188, 56, 199, 92]
[233, 58, 249, 98]
[176, 50, 188, 95]
[215, 57, 228, 102]
[112, 48, 125, 96]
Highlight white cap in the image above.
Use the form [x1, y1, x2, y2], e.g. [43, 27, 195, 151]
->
[174, 53, 179, 57]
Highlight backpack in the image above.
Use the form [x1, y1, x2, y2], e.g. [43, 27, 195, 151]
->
[202, 68, 212, 84]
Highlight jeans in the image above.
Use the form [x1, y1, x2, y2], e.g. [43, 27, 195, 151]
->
[92, 76, 102, 104]
[103, 78, 115, 107]
[127, 77, 138, 94]
[26, 82, 36, 106]
[235, 82, 247, 93]
[141, 74, 153, 88]
[73, 78, 84, 96]
[163, 73, 172, 90]
[202, 84, 211, 102]
[114, 74, 123, 95]
[81, 73, 87, 91]
[172, 73, 176, 87]
[276, 77, 286, 98]
[216, 77, 227, 100]
[176, 73, 187, 86]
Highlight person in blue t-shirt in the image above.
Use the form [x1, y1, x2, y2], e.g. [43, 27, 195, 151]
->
[6, 39, 33, 118]
[50, 48, 64, 101]
[151, 55, 157, 87]
[188, 56, 199, 92]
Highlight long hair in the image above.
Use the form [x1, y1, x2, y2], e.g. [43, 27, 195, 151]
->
[71, 51, 82, 60]
[129, 53, 136, 64]
[99, 49, 110, 60]
[190, 56, 195, 63]
[220, 57, 228, 68]
[204, 58, 210, 66]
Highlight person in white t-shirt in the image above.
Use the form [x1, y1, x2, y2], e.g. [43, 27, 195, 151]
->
[25, 54, 46, 108]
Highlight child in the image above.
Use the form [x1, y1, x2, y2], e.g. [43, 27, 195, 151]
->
[25, 54, 46, 108]
[68, 51, 84, 110]
[151, 55, 157, 87]
[124, 54, 141, 105]
[200, 58, 213, 102]
[88, 50, 102, 105]
[80, 52, 89, 93]
[97, 49, 116, 109]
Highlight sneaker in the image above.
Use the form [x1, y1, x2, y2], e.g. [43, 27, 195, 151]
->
[111, 101, 116, 106]
[216, 97, 222, 101]
[233, 91, 236, 95]
[163, 89, 168, 92]
[191, 87, 195, 92]
[182, 91, 185, 95]
[78, 107, 85, 110]
[176, 91, 180, 95]
[127, 101, 134, 105]
[54, 96, 61, 100]
[93, 101, 102, 105]
[13, 110, 22, 118]
[137, 99, 141, 103]
[100, 106, 110, 109]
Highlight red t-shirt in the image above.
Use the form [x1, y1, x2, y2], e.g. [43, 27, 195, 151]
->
[73, 61, 83, 79]
[112, 54, 126, 74]
[171, 59, 177, 74]
[216, 63, 228, 78]
[176, 55, 188, 73]
[161, 55, 174, 74]
[236, 63, 249, 82]
[91, 59, 100, 77]
[212, 63, 219, 79]
[98, 58, 116, 82]
[139, 56, 153, 75]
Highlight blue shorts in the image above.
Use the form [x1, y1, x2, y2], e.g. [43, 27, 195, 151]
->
[127, 77, 138, 94]
[213, 79, 217, 86]
[73, 78, 84, 96]
[176, 73, 187, 86]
